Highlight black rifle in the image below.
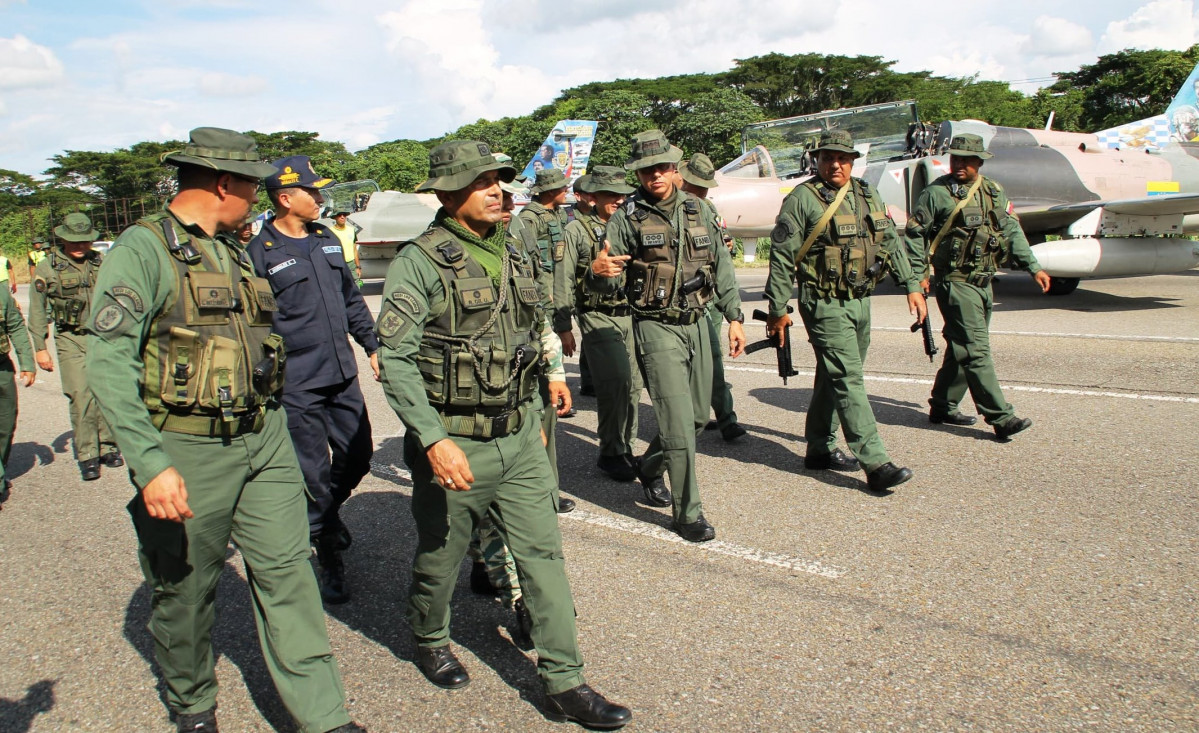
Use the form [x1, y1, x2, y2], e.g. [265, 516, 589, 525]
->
[911, 313, 938, 362]
[745, 307, 799, 384]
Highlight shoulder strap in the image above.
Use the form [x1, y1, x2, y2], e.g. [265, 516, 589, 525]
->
[795, 181, 851, 264]
[928, 175, 983, 257]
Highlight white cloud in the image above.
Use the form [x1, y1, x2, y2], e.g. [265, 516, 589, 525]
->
[0, 35, 64, 89]
[197, 72, 268, 97]
[1099, 0, 1199, 52]
[1024, 15, 1095, 57]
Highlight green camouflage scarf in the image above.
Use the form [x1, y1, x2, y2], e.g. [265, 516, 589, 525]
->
[438, 210, 507, 287]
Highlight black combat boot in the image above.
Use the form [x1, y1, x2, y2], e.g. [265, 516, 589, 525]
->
[175, 706, 218, 732]
[545, 684, 632, 729]
[315, 535, 350, 604]
[79, 458, 100, 481]
[101, 450, 125, 467]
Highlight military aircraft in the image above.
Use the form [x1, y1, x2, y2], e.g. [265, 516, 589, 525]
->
[707, 65, 1199, 295]
[319, 120, 598, 279]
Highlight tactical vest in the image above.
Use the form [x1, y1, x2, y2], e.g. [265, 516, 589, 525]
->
[522, 203, 566, 271]
[412, 226, 543, 428]
[570, 213, 629, 313]
[932, 176, 1011, 285]
[39, 249, 100, 331]
[800, 179, 892, 299]
[623, 193, 716, 323]
[136, 213, 284, 427]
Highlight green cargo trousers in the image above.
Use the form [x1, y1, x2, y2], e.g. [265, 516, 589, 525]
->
[128, 405, 350, 733]
[579, 310, 639, 458]
[404, 408, 586, 694]
[537, 374, 561, 505]
[706, 307, 737, 430]
[0, 356, 15, 484]
[798, 296, 891, 473]
[930, 280, 1015, 425]
[635, 318, 712, 525]
[55, 330, 115, 462]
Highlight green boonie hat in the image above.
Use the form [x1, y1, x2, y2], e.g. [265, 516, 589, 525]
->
[587, 165, 635, 195]
[529, 168, 567, 194]
[418, 140, 516, 192]
[571, 173, 592, 193]
[161, 127, 277, 178]
[54, 212, 99, 243]
[625, 129, 683, 170]
[947, 133, 993, 160]
[679, 153, 720, 190]
[811, 130, 860, 158]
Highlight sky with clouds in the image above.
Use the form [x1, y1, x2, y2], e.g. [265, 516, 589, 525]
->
[1, 0, 1198, 176]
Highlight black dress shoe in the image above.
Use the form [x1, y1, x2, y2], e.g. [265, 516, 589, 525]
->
[512, 598, 534, 651]
[930, 411, 978, 426]
[804, 448, 860, 471]
[101, 451, 125, 467]
[176, 707, 218, 733]
[545, 684, 632, 730]
[639, 474, 672, 507]
[720, 423, 748, 442]
[866, 463, 912, 492]
[79, 459, 101, 481]
[470, 561, 498, 596]
[415, 644, 470, 689]
[994, 416, 1032, 440]
[672, 515, 716, 543]
[597, 454, 636, 481]
[557, 497, 576, 513]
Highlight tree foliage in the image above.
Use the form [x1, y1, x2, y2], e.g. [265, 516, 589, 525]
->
[1047, 45, 1199, 130]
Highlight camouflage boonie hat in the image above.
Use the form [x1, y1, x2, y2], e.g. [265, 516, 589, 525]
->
[679, 153, 720, 190]
[587, 165, 635, 195]
[54, 212, 99, 243]
[571, 173, 592, 194]
[811, 130, 860, 158]
[417, 140, 516, 193]
[529, 168, 567, 194]
[624, 129, 683, 170]
[162, 127, 277, 178]
[947, 133, 993, 160]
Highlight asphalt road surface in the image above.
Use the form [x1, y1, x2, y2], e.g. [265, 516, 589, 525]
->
[1, 268, 1196, 732]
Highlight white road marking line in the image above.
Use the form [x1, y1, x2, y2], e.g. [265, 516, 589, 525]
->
[722, 365, 1199, 404]
[367, 461, 845, 580]
[873, 326, 1199, 343]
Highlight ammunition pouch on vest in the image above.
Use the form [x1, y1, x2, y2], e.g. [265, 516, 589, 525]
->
[413, 227, 542, 421]
[45, 252, 96, 331]
[623, 196, 716, 321]
[136, 213, 282, 433]
[802, 180, 891, 300]
[933, 179, 1010, 284]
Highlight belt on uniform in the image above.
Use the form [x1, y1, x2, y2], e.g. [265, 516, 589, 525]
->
[155, 408, 265, 437]
[936, 271, 994, 287]
[588, 303, 632, 317]
[440, 405, 524, 440]
[637, 310, 701, 326]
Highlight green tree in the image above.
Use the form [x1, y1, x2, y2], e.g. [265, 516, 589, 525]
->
[245, 131, 354, 179]
[44, 140, 181, 201]
[343, 139, 430, 192]
[667, 88, 764, 165]
[1048, 45, 1199, 130]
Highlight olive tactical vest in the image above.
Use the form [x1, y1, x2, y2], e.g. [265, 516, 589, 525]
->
[570, 212, 628, 313]
[800, 179, 892, 299]
[136, 213, 284, 425]
[932, 176, 1010, 281]
[521, 203, 566, 271]
[38, 250, 100, 330]
[412, 226, 542, 413]
[623, 193, 716, 318]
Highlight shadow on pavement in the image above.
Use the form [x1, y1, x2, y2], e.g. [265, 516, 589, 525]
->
[0, 679, 55, 732]
[50, 431, 72, 456]
[7, 441, 55, 479]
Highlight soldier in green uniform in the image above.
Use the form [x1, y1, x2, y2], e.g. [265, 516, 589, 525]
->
[904, 133, 1051, 439]
[86, 128, 362, 733]
[377, 140, 630, 729]
[0, 286, 36, 506]
[596, 130, 746, 542]
[570, 175, 596, 398]
[765, 130, 927, 493]
[552, 166, 641, 481]
[29, 213, 121, 480]
[678, 154, 747, 442]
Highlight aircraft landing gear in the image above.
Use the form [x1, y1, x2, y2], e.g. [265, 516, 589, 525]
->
[1046, 276, 1080, 296]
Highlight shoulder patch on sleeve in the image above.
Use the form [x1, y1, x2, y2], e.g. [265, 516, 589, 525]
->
[771, 214, 797, 245]
[376, 288, 427, 348]
[92, 303, 125, 333]
[34, 278, 46, 293]
[109, 285, 145, 313]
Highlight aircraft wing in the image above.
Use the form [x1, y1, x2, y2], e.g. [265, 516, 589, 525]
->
[1016, 192, 1199, 236]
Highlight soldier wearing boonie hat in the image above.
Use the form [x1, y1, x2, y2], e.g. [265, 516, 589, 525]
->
[597, 129, 747, 542]
[87, 127, 363, 733]
[248, 154, 380, 607]
[29, 211, 121, 480]
[904, 132, 1050, 440]
[765, 128, 927, 493]
[375, 140, 631, 730]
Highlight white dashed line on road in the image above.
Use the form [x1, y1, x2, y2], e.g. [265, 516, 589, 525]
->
[369, 461, 846, 580]
[873, 326, 1199, 343]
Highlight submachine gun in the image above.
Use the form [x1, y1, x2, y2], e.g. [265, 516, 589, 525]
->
[745, 306, 799, 384]
[911, 313, 938, 362]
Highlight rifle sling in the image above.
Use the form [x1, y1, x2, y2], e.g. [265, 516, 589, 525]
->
[928, 175, 983, 258]
[794, 181, 851, 265]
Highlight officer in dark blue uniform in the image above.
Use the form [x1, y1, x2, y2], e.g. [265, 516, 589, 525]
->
[248, 155, 380, 605]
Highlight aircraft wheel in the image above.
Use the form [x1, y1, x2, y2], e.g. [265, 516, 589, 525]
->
[1046, 277, 1080, 296]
